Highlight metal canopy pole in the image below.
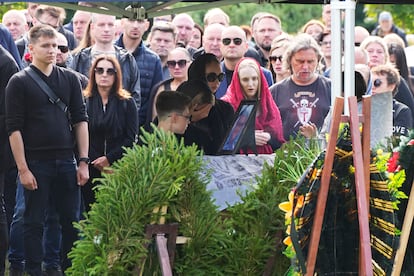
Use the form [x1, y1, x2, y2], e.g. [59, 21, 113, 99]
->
[330, 0, 355, 115]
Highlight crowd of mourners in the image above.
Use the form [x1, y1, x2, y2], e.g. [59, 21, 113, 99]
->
[0, 2, 413, 275]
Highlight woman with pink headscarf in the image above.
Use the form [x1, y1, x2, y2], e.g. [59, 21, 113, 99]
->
[222, 58, 285, 154]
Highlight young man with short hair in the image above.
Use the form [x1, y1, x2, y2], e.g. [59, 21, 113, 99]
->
[6, 24, 89, 275]
[156, 91, 191, 134]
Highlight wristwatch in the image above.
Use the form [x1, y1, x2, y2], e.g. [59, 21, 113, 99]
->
[78, 157, 90, 165]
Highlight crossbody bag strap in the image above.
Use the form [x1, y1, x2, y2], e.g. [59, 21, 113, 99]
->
[25, 66, 68, 113]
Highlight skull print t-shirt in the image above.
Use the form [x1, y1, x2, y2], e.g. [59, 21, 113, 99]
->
[270, 75, 331, 140]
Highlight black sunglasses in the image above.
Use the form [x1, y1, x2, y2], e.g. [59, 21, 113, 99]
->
[373, 79, 383, 88]
[269, 55, 282, 63]
[222, 38, 243, 46]
[206, 72, 225, 82]
[166, 59, 188, 68]
[94, 67, 117, 76]
[57, 45, 69, 53]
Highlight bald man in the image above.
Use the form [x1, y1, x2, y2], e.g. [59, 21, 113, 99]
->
[355, 26, 370, 47]
[216, 25, 273, 98]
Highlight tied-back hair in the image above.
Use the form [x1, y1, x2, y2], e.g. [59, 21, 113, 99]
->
[83, 54, 131, 99]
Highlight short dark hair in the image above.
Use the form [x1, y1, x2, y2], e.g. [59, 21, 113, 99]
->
[150, 22, 177, 39]
[156, 91, 191, 120]
[29, 24, 57, 44]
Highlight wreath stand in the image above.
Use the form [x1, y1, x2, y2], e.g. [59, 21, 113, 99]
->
[391, 179, 414, 275]
[305, 96, 373, 276]
[136, 206, 188, 276]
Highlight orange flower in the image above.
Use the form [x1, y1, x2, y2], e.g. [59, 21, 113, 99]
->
[283, 236, 292, 246]
[279, 191, 304, 219]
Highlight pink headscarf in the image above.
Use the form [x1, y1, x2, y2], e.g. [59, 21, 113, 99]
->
[222, 58, 285, 153]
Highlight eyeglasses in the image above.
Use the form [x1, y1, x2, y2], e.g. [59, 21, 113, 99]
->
[178, 113, 192, 122]
[166, 59, 188, 68]
[169, 113, 192, 122]
[206, 72, 225, 82]
[94, 67, 117, 76]
[269, 55, 282, 63]
[373, 79, 383, 88]
[57, 45, 69, 53]
[222, 38, 243, 46]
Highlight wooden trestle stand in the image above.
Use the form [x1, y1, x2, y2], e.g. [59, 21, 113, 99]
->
[305, 96, 373, 276]
[136, 206, 188, 276]
[391, 179, 414, 275]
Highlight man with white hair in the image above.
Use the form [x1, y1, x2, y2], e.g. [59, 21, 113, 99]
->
[371, 11, 407, 46]
[2, 10, 28, 41]
[193, 23, 225, 61]
[203, 8, 230, 27]
[354, 26, 370, 47]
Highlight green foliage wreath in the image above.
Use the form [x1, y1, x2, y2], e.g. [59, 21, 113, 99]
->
[67, 129, 320, 275]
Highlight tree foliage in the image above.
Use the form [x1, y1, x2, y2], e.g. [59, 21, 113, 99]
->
[364, 4, 414, 34]
[0, 2, 26, 18]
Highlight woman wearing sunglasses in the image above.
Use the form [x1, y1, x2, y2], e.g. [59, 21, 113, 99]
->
[146, 47, 192, 126]
[222, 58, 285, 154]
[371, 64, 412, 137]
[82, 55, 138, 212]
[185, 53, 235, 154]
[268, 34, 292, 83]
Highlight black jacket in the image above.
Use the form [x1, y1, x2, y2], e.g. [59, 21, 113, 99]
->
[71, 45, 141, 112]
[115, 36, 163, 126]
[86, 94, 138, 164]
[0, 45, 19, 172]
